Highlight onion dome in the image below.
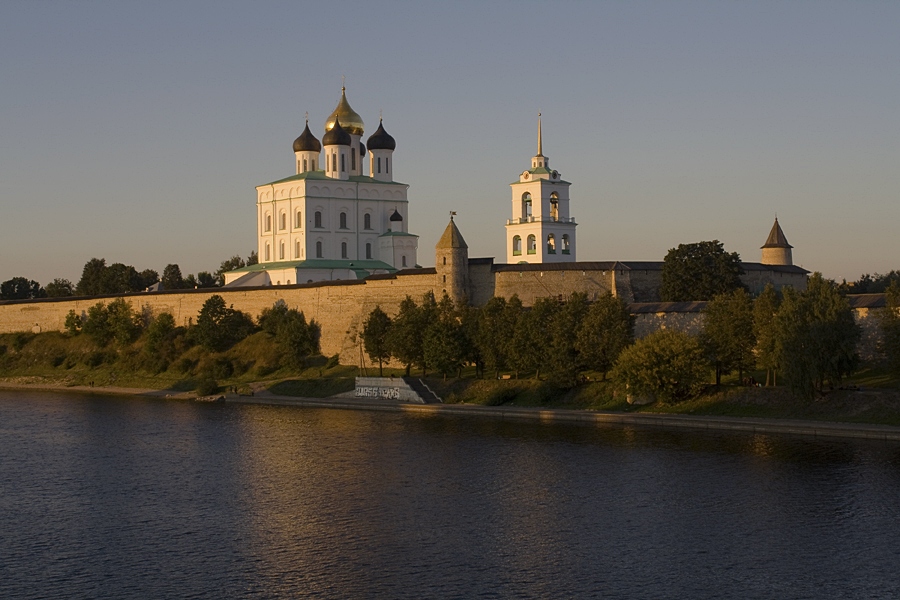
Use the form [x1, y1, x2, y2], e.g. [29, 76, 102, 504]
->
[292, 121, 321, 152]
[322, 116, 351, 146]
[324, 87, 365, 136]
[359, 141, 366, 156]
[366, 119, 396, 150]
[389, 209, 403, 222]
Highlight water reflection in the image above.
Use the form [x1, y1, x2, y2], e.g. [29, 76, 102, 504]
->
[1, 391, 900, 599]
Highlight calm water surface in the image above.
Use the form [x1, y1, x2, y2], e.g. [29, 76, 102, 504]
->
[2, 390, 900, 599]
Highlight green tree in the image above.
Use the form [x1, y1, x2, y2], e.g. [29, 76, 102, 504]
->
[849, 270, 900, 294]
[776, 274, 860, 399]
[660, 240, 745, 301]
[100, 263, 142, 293]
[509, 297, 557, 379]
[576, 292, 635, 381]
[612, 329, 708, 403]
[247, 250, 258, 266]
[546, 292, 590, 387]
[76, 258, 107, 296]
[217, 255, 246, 285]
[258, 300, 319, 366]
[64, 310, 83, 335]
[162, 264, 186, 290]
[423, 293, 466, 379]
[878, 281, 900, 375]
[476, 296, 521, 378]
[138, 269, 159, 290]
[753, 284, 782, 386]
[362, 306, 392, 376]
[107, 298, 141, 345]
[82, 302, 113, 345]
[195, 295, 255, 351]
[701, 289, 756, 385]
[45, 278, 75, 297]
[0, 277, 46, 300]
[386, 296, 420, 376]
[196, 271, 218, 288]
[144, 312, 177, 360]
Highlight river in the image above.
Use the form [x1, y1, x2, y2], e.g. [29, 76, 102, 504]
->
[1, 390, 899, 599]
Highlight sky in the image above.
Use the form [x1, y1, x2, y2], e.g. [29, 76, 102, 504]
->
[2, 1, 898, 286]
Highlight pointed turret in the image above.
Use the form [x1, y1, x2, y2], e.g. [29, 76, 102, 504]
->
[760, 218, 793, 266]
[436, 215, 469, 305]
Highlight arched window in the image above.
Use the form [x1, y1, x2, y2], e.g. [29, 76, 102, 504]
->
[311, 159, 316, 171]
[341, 153, 346, 172]
[314, 211, 322, 228]
[402, 256, 407, 267]
[303, 159, 308, 172]
[296, 210, 302, 228]
[512, 235, 522, 256]
[365, 243, 372, 259]
[279, 212, 286, 230]
[547, 234, 556, 254]
[295, 240, 300, 258]
[265, 243, 271, 261]
[522, 192, 532, 220]
[339, 212, 347, 229]
[341, 242, 348, 259]
[377, 156, 382, 173]
[442, 257, 446, 265]
[265, 214, 272, 232]
[351, 148, 357, 171]
[562, 234, 570, 254]
[527, 234, 536, 255]
[550, 192, 559, 221]
[386, 158, 389, 173]
[298, 160, 302, 172]
[331, 152, 336, 171]
[315, 241, 323, 258]
[364, 213, 371, 230]
[279, 241, 285, 260]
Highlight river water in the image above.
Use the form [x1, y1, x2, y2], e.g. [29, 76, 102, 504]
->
[1, 390, 899, 599]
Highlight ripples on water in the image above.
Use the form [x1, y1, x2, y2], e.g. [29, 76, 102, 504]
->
[1, 391, 900, 599]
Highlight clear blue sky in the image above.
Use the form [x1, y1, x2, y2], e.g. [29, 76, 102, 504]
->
[2, 1, 898, 285]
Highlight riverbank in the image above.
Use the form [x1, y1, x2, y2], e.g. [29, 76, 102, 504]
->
[4, 378, 900, 442]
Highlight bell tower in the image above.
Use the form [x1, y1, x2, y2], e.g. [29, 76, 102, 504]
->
[505, 115, 577, 263]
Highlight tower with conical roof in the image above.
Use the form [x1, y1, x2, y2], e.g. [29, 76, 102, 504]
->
[761, 218, 793, 266]
[436, 215, 469, 305]
[505, 115, 576, 264]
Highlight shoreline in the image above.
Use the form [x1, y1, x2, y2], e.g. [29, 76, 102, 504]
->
[2, 381, 900, 442]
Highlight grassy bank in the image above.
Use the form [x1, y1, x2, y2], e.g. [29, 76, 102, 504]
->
[3, 331, 900, 426]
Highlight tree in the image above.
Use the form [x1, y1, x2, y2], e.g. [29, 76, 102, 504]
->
[753, 284, 781, 386]
[546, 292, 590, 387]
[81, 299, 141, 346]
[423, 294, 466, 379]
[161, 264, 186, 290]
[576, 292, 635, 381]
[362, 306, 392, 376]
[196, 271, 218, 288]
[476, 296, 521, 378]
[64, 310, 83, 335]
[701, 289, 756, 385]
[247, 250, 258, 266]
[258, 300, 319, 366]
[848, 270, 900, 294]
[775, 274, 860, 399]
[138, 269, 159, 290]
[217, 255, 246, 286]
[660, 240, 745, 301]
[386, 296, 420, 376]
[101, 263, 142, 294]
[195, 295, 255, 351]
[82, 302, 113, 345]
[76, 258, 107, 296]
[0, 277, 46, 300]
[878, 281, 900, 375]
[612, 329, 708, 403]
[509, 297, 557, 379]
[144, 312, 177, 364]
[45, 278, 74, 297]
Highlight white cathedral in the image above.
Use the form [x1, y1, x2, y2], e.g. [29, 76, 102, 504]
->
[224, 87, 419, 286]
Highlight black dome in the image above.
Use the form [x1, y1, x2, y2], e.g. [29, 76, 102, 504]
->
[366, 120, 396, 150]
[322, 117, 351, 146]
[359, 141, 366, 156]
[293, 122, 321, 152]
[389, 209, 403, 222]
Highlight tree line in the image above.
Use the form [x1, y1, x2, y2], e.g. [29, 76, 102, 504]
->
[363, 274, 897, 403]
[0, 252, 257, 300]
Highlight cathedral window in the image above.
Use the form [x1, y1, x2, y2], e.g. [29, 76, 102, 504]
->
[295, 240, 300, 258]
[377, 157, 381, 173]
[562, 235, 570, 254]
[316, 241, 323, 258]
[314, 211, 322, 228]
[298, 160, 302, 173]
[341, 242, 348, 259]
[550, 193, 559, 221]
[265, 214, 272, 232]
[341, 154, 346, 172]
[331, 152, 337, 171]
[527, 234, 536, 255]
[339, 212, 348, 229]
[547, 234, 556, 254]
[265, 243, 271, 261]
[295, 210, 302, 228]
[303, 159, 308, 172]
[364, 213, 371, 230]
[280, 212, 286, 230]
[312, 159, 316, 170]
[512, 235, 522, 256]
[386, 158, 389, 173]
[365, 243, 372, 259]
[522, 193, 532, 220]
[279, 241, 285, 260]
[351, 148, 357, 171]
[402, 256, 407, 267]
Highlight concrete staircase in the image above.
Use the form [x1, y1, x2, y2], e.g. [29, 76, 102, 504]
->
[404, 378, 442, 404]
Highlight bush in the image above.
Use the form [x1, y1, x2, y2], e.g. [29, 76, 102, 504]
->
[85, 350, 110, 368]
[176, 357, 196, 374]
[211, 356, 234, 380]
[195, 377, 219, 396]
[612, 329, 708, 403]
[325, 354, 340, 370]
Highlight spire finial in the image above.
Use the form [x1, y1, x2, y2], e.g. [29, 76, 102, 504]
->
[450, 210, 457, 220]
[305, 111, 309, 124]
[379, 108, 383, 122]
[537, 112, 543, 157]
[341, 74, 346, 91]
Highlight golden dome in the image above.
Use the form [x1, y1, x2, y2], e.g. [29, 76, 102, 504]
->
[324, 87, 365, 136]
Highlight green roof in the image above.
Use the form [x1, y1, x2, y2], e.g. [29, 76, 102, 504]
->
[259, 171, 408, 187]
[378, 230, 418, 237]
[228, 258, 397, 274]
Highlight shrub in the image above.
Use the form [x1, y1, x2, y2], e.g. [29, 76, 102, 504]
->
[195, 377, 219, 396]
[612, 329, 708, 403]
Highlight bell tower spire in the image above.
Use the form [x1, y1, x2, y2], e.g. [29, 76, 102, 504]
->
[537, 112, 543, 157]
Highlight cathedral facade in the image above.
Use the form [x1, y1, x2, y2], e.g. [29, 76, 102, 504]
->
[224, 87, 418, 286]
